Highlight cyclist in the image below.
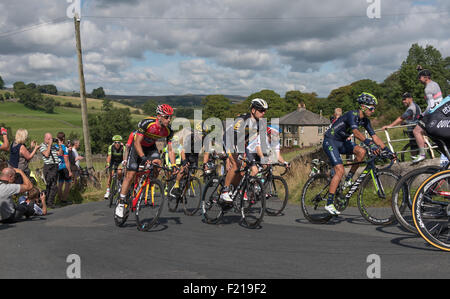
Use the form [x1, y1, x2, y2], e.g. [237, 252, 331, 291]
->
[322, 92, 392, 215]
[382, 92, 421, 159]
[104, 135, 125, 199]
[170, 124, 204, 198]
[115, 104, 176, 218]
[412, 67, 444, 163]
[220, 98, 268, 202]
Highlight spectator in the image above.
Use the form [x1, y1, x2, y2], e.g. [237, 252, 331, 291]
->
[0, 127, 9, 152]
[8, 129, 39, 182]
[39, 133, 59, 208]
[18, 186, 47, 217]
[55, 132, 72, 204]
[68, 139, 83, 185]
[0, 167, 34, 223]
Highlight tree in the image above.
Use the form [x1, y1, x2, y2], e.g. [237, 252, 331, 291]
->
[42, 97, 56, 114]
[91, 87, 106, 99]
[0, 75, 4, 89]
[202, 95, 232, 120]
[38, 84, 58, 95]
[102, 98, 113, 111]
[88, 108, 134, 154]
[13, 81, 26, 93]
[142, 99, 158, 115]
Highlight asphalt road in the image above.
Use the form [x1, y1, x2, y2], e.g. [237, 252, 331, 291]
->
[1, 200, 449, 279]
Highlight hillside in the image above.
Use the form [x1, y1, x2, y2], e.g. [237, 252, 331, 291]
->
[0, 99, 143, 143]
[106, 94, 246, 107]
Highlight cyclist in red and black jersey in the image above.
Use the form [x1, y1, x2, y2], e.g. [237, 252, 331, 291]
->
[116, 104, 176, 217]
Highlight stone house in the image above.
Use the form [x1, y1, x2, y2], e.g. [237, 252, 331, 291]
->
[279, 103, 330, 148]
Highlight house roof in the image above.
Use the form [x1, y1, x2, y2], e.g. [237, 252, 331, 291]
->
[279, 108, 330, 126]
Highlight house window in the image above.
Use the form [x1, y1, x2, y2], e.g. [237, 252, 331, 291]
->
[318, 126, 323, 135]
[300, 126, 304, 134]
[285, 138, 292, 147]
[286, 126, 291, 133]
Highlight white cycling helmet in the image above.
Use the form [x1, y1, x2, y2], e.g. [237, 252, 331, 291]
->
[250, 98, 268, 110]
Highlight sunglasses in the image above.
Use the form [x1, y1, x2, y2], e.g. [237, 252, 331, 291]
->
[257, 109, 267, 113]
[161, 115, 172, 119]
[366, 106, 375, 112]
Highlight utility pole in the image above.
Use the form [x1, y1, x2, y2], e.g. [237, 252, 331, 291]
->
[74, 14, 93, 169]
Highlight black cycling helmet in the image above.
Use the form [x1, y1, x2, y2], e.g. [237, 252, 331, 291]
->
[357, 92, 378, 106]
[402, 92, 412, 99]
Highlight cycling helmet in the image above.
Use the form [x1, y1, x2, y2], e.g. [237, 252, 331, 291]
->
[402, 92, 412, 99]
[112, 135, 122, 142]
[357, 92, 378, 106]
[250, 98, 268, 110]
[156, 104, 174, 116]
[267, 124, 281, 136]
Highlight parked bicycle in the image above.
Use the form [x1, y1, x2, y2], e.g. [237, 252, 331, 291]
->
[77, 167, 101, 193]
[301, 150, 400, 225]
[113, 162, 170, 231]
[166, 164, 203, 216]
[201, 155, 265, 228]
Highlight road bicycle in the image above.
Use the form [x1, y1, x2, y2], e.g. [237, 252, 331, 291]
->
[113, 162, 169, 231]
[108, 164, 124, 208]
[201, 155, 265, 228]
[309, 159, 329, 177]
[411, 138, 450, 251]
[258, 162, 289, 216]
[301, 151, 400, 225]
[166, 163, 203, 216]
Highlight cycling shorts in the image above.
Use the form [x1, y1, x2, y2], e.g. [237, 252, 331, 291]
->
[126, 144, 161, 172]
[323, 138, 356, 167]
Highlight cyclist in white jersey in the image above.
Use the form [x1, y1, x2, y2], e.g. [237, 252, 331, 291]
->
[412, 67, 443, 163]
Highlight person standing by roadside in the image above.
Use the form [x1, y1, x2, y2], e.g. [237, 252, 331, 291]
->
[8, 129, 39, 182]
[55, 132, 72, 205]
[0, 127, 9, 152]
[39, 133, 60, 208]
[68, 139, 83, 186]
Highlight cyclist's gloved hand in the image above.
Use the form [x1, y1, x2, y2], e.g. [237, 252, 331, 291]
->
[181, 159, 188, 167]
[140, 156, 149, 165]
[363, 138, 373, 147]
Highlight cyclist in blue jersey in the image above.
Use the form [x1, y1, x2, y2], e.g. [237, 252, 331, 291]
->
[322, 92, 393, 215]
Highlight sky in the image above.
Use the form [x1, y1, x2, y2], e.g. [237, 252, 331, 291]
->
[0, 0, 449, 98]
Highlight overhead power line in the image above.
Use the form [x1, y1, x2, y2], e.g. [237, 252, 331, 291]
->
[0, 17, 71, 39]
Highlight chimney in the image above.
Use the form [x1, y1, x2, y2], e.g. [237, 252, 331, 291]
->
[297, 102, 306, 111]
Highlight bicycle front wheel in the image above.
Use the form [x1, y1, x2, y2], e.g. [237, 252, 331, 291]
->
[109, 175, 118, 208]
[183, 177, 202, 216]
[264, 176, 289, 216]
[300, 174, 333, 224]
[413, 170, 450, 251]
[135, 179, 166, 231]
[391, 166, 441, 233]
[201, 176, 224, 224]
[357, 170, 399, 225]
[241, 178, 265, 228]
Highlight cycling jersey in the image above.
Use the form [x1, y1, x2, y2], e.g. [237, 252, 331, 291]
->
[324, 110, 376, 142]
[224, 113, 261, 154]
[424, 80, 443, 114]
[401, 102, 421, 132]
[126, 131, 136, 147]
[136, 117, 173, 148]
[108, 143, 124, 164]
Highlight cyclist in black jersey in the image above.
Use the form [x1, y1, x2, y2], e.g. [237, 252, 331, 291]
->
[322, 92, 393, 215]
[220, 98, 268, 202]
[104, 135, 125, 199]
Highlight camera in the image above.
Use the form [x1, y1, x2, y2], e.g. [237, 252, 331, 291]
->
[52, 138, 59, 143]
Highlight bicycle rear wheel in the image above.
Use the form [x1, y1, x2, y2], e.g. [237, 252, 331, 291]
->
[241, 178, 265, 228]
[135, 179, 166, 231]
[264, 176, 289, 216]
[392, 166, 441, 233]
[357, 170, 399, 225]
[300, 174, 333, 224]
[201, 176, 224, 224]
[413, 170, 450, 251]
[183, 177, 202, 216]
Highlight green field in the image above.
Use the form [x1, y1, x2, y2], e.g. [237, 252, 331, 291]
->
[0, 100, 143, 143]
